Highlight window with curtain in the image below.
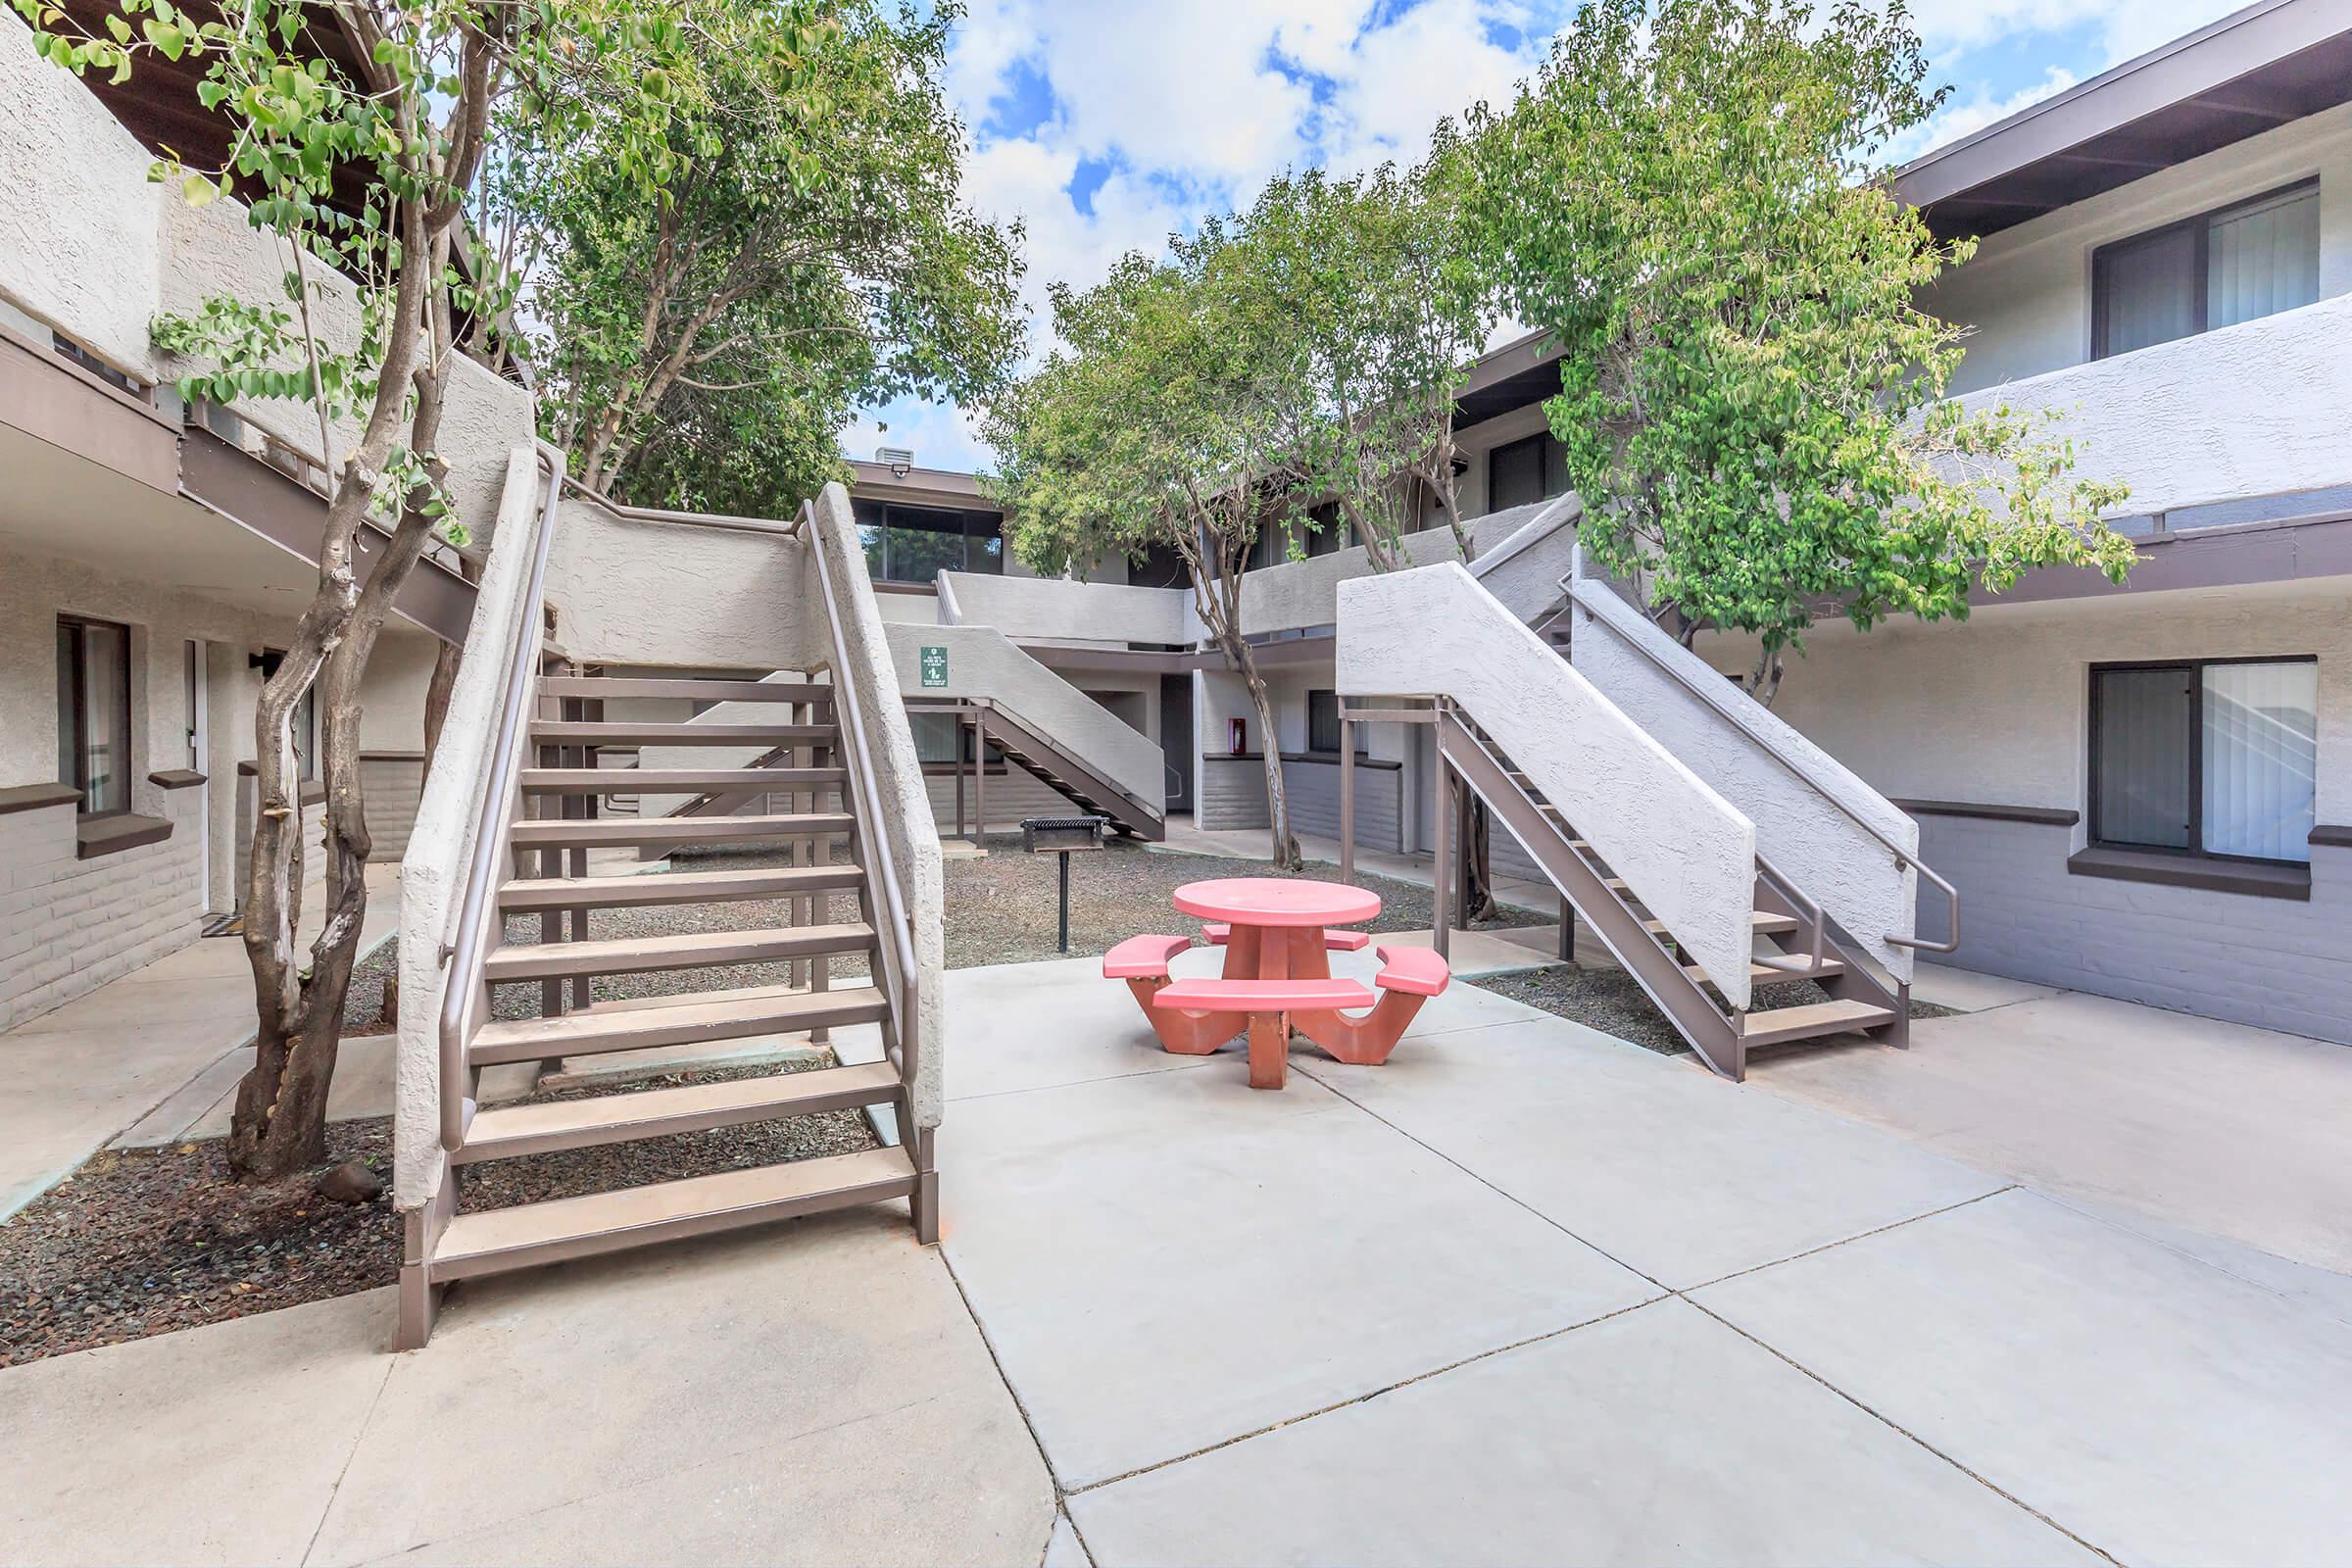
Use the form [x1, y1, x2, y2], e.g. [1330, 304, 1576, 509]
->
[2092, 181, 2320, 360]
[2091, 659, 2317, 864]
[57, 616, 132, 816]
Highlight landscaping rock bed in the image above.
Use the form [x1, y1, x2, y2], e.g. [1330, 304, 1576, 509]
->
[0, 1057, 873, 1368]
[1471, 964, 1956, 1058]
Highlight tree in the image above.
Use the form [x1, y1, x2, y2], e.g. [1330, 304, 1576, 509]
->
[1215, 151, 1496, 568]
[18, 0, 691, 1177]
[512, 0, 1025, 514]
[987, 255, 1310, 868]
[1463, 0, 2133, 703]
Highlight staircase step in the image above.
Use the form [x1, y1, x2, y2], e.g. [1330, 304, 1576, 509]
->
[538, 676, 831, 704]
[1739, 997, 1896, 1047]
[1682, 956, 1846, 988]
[499, 864, 864, 912]
[510, 812, 856, 850]
[483, 922, 875, 983]
[467, 986, 890, 1065]
[519, 767, 846, 795]
[429, 1145, 916, 1281]
[530, 721, 836, 746]
[452, 1061, 901, 1164]
[1643, 910, 1801, 940]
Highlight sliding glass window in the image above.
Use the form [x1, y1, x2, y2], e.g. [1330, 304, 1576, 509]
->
[2092, 182, 2320, 360]
[2090, 659, 2317, 863]
[56, 615, 132, 816]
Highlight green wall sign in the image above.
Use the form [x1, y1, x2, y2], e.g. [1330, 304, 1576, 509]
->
[919, 645, 949, 688]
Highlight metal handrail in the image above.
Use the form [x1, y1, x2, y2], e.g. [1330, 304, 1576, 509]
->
[1465, 492, 1582, 581]
[803, 498, 923, 1090]
[438, 440, 571, 1151]
[1563, 563, 1959, 954]
[558, 472, 801, 536]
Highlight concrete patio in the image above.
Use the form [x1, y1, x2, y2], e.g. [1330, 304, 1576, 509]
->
[7, 944, 2352, 1564]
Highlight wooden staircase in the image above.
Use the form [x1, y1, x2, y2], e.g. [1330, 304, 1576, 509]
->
[399, 668, 934, 1346]
[1447, 711, 1901, 1080]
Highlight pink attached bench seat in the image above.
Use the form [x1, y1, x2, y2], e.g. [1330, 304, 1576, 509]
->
[1152, 977, 1376, 1014]
[1201, 921, 1368, 952]
[1373, 944, 1450, 998]
[1102, 933, 1193, 979]
[1149, 976, 1375, 1089]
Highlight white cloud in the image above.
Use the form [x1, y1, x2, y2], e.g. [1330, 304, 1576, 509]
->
[1886, 65, 2079, 167]
[848, 0, 2255, 467]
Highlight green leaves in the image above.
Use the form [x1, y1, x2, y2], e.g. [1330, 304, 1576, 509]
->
[1464, 0, 2132, 677]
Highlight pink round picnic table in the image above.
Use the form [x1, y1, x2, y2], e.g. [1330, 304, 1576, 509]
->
[1171, 877, 1382, 927]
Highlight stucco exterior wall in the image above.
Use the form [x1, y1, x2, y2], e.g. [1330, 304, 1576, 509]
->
[940, 570, 1195, 647]
[1574, 574, 1919, 980]
[882, 622, 1164, 808]
[397, 449, 543, 1209]
[801, 483, 944, 1130]
[1950, 291, 2352, 519]
[1340, 563, 1760, 1001]
[544, 495, 813, 669]
[0, 785, 207, 1030]
[1928, 101, 2352, 396]
[0, 13, 163, 380]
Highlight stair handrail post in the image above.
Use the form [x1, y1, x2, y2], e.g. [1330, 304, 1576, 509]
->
[436, 440, 569, 1152]
[803, 498, 924, 1100]
[1561, 552, 1959, 955]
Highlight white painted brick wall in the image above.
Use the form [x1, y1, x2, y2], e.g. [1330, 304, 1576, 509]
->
[0, 788, 207, 1030]
[1917, 814, 2352, 1045]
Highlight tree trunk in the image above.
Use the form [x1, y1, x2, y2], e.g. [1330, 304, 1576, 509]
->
[1223, 633, 1300, 871]
[228, 209, 448, 1182]
[421, 553, 478, 773]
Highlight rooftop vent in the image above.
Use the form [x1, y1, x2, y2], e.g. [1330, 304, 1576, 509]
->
[875, 446, 915, 476]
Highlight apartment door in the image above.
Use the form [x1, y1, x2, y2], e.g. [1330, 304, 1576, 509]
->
[1159, 673, 1195, 814]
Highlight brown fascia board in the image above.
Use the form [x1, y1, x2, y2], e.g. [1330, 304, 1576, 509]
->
[1893, 0, 2350, 211]
[1457, 326, 1560, 400]
[847, 461, 997, 512]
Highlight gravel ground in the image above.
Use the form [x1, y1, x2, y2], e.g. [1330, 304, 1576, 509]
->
[350, 836, 1537, 1009]
[933, 835, 1537, 968]
[0, 1057, 874, 1368]
[1472, 964, 1957, 1058]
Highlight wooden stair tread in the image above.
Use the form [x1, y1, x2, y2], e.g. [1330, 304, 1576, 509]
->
[538, 676, 830, 703]
[430, 1145, 915, 1280]
[1683, 956, 1846, 987]
[467, 985, 889, 1065]
[1739, 997, 1895, 1045]
[499, 863, 862, 910]
[483, 922, 875, 982]
[530, 721, 836, 745]
[453, 1061, 900, 1164]
[1643, 910, 1801, 938]
[510, 812, 855, 848]
[519, 767, 845, 793]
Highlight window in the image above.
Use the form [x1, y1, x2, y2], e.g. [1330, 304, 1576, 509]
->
[1306, 690, 1343, 756]
[2092, 182, 2320, 360]
[257, 649, 318, 780]
[909, 711, 1001, 768]
[2090, 659, 2317, 863]
[1489, 432, 1569, 512]
[850, 500, 1004, 584]
[1303, 502, 1344, 558]
[57, 616, 132, 816]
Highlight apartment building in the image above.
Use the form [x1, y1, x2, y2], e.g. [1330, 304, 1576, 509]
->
[874, 1, 2352, 1047]
[0, 14, 531, 1029]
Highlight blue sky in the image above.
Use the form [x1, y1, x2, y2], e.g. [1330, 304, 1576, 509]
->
[841, 0, 2247, 474]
